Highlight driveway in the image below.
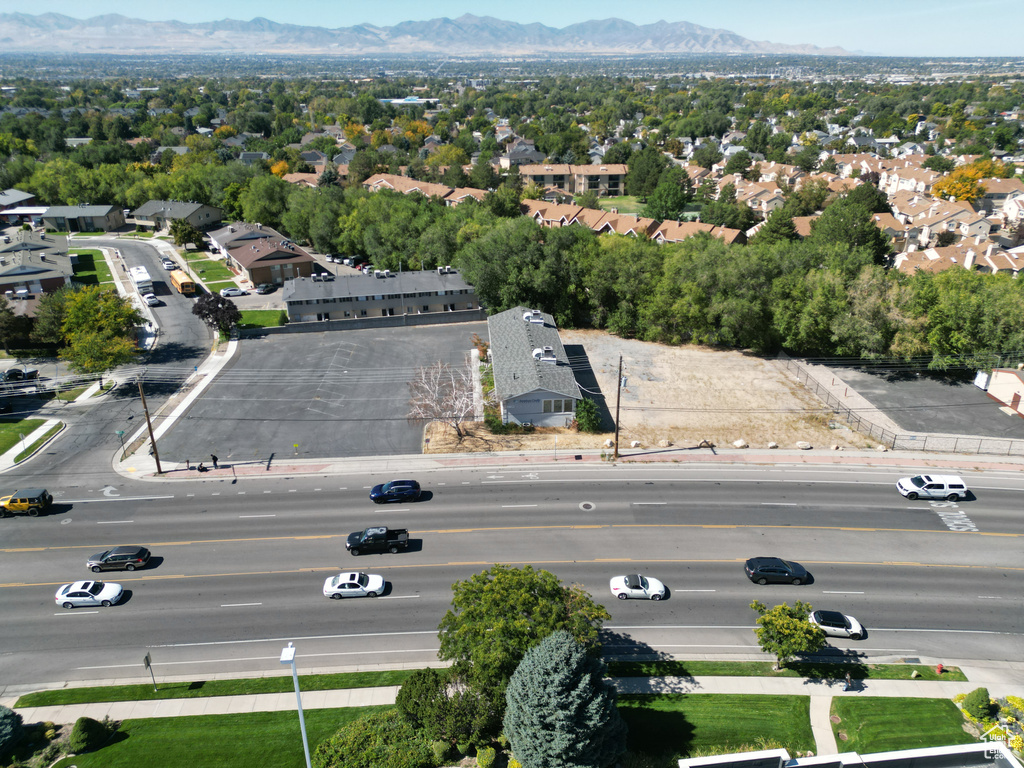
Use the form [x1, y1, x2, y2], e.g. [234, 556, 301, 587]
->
[155, 322, 488, 463]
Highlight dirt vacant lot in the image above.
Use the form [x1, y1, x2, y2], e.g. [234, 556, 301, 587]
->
[425, 329, 878, 454]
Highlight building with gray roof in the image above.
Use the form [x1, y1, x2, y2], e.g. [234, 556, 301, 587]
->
[487, 306, 581, 427]
[281, 267, 482, 325]
[41, 204, 124, 233]
[132, 200, 222, 232]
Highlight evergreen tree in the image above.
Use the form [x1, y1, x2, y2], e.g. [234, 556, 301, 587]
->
[753, 209, 799, 246]
[503, 630, 627, 768]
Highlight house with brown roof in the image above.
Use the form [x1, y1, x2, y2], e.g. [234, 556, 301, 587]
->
[362, 173, 455, 200]
[225, 236, 317, 287]
[979, 177, 1024, 214]
[871, 213, 919, 251]
[651, 220, 746, 245]
[521, 200, 583, 227]
[757, 162, 804, 187]
[282, 172, 320, 188]
[894, 240, 1018, 276]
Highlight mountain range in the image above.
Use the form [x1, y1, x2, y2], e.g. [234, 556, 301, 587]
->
[0, 12, 849, 56]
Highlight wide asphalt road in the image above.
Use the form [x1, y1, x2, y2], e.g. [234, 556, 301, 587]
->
[2, 464, 1021, 687]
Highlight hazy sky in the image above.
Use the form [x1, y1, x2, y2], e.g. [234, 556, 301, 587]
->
[18, 0, 1024, 56]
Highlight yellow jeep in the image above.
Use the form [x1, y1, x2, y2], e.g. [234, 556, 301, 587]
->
[0, 488, 53, 517]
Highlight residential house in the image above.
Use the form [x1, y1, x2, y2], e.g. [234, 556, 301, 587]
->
[651, 220, 747, 245]
[979, 176, 1024, 214]
[0, 189, 35, 212]
[871, 213, 920, 251]
[487, 306, 582, 428]
[224, 236, 317, 287]
[894, 240, 1016, 276]
[498, 137, 546, 168]
[208, 222, 277, 256]
[570, 164, 629, 197]
[987, 367, 1024, 415]
[281, 267, 482, 324]
[282, 172, 320, 188]
[151, 145, 189, 163]
[41, 204, 124, 233]
[131, 200, 223, 232]
[757, 162, 805, 187]
[0, 231, 73, 303]
[362, 173, 457, 200]
[238, 151, 270, 166]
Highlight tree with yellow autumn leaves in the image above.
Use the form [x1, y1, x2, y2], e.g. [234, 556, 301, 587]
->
[931, 158, 1015, 202]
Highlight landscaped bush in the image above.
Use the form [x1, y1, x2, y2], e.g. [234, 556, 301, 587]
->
[0, 705, 24, 757]
[313, 709, 434, 768]
[476, 745, 496, 767]
[574, 396, 601, 433]
[484, 413, 534, 435]
[430, 740, 449, 763]
[962, 688, 995, 720]
[69, 715, 109, 753]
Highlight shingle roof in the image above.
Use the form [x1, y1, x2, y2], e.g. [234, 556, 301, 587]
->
[487, 306, 581, 402]
[132, 200, 216, 219]
[43, 205, 117, 218]
[282, 268, 474, 303]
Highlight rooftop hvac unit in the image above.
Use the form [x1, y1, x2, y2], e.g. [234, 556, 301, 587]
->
[437, 266, 445, 275]
[444, 265, 452, 273]
[384, 269, 391, 277]
[523, 309, 544, 324]
[374, 270, 383, 278]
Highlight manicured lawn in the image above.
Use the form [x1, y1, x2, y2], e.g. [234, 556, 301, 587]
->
[831, 697, 975, 753]
[16, 670, 417, 707]
[619, 694, 814, 760]
[205, 280, 240, 293]
[190, 258, 236, 282]
[608, 660, 966, 682]
[54, 707, 386, 768]
[0, 418, 45, 455]
[599, 195, 644, 214]
[14, 422, 64, 463]
[71, 249, 115, 285]
[239, 309, 287, 327]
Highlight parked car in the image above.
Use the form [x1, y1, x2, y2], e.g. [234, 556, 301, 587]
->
[896, 475, 967, 501]
[220, 287, 246, 297]
[0, 488, 53, 517]
[143, 293, 160, 306]
[161, 258, 176, 270]
[256, 283, 276, 294]
[609, 574, 666, 600]
[323, 571, 385, 599]
[369, 480, 421, 503]
[2, 368, 38, 382]
[55, 580, 123, 608]
[809, 609, 864, 639]
[744, 557, 807, 585]
[87, 546, 151, 572]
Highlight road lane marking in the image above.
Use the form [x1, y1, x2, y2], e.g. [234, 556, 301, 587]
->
[675, 589, 716, 592]
[264, 490, 272, 493]
[62, 496, 175, 504]
[632, 502, 666, 506]
[977, 596, 1003, 599]
[237, 492, 246, 495]
[761, 503, 797, 506]
[822, 591, 864, 594]
[379, 595, 420, 599]
[148, 629, 438, 648]
[239, 514, 275, 518]
[221, 602, 262, 607]
[55, 611, 99, 616]
[501, 504, 537, 508]
[78, 647, 441, 670]
[97, 520, 133, 524]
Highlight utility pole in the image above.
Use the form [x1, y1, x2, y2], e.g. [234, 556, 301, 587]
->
[137, 379, 163, 475]
[613, 354, 622, 460]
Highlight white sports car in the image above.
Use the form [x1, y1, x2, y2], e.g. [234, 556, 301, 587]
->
[323, 572, 385, 599]
[809, 610, 864, 639]
[609, 574, 666, 601]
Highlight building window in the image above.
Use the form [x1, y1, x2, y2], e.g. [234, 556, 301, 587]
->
[422, 305, 429, 312]
[543, 399, 573, 413]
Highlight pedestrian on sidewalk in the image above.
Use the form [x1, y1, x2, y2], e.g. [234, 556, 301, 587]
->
[211, 454, 219, 469]
[843, 671, 852, 692]
[197, 462, 207, 473]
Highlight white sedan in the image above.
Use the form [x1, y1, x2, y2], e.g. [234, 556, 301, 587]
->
[323, 572, 385, 599]
[220, 287, 247, 297]
[609, 574, 666, 601]
[55, 580, 124, 609]
[809, 610, 864, 639]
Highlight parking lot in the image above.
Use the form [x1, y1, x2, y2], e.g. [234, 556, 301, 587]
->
[155, 322, 488, 463]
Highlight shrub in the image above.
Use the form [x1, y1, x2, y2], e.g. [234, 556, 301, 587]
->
[0, 705, 24, 757]
[456, 740, 472, 756]
[430, 740, 449, 763]
[68, 716, 109, 753]
[313, 709, 434, 768]
[574, 397, 601, 433]
[508, 759, 522, 768]
[476, 745, 496, 767]
[41, 743, 61, 762]
[496, 733, 509, 749]
[484, 414, 534, 435]
[962, 687, 995, 720]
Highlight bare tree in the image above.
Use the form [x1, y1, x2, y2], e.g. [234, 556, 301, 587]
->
[409, 361, 478, 438]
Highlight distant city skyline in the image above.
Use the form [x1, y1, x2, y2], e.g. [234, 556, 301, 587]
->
[13, 0, 1024, 57]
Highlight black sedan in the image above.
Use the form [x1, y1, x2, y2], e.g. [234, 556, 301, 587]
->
[744, 557, 807, 585]
[369, 480, 421, 504]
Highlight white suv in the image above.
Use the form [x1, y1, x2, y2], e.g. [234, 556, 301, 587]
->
[896, 474, 968, 501]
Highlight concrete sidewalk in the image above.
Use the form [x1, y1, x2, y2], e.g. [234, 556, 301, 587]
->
[10, 673, 1019, 757]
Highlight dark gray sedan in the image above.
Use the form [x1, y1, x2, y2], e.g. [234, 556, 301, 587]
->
[744, 557, 807, 585]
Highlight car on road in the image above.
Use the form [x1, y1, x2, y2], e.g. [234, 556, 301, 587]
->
[2, 368, 38, 382]
[809, 609, 864, 640]
[256, 283, 276, 294]
[55, 580, 124, 608]
[87, 546, 151, 572]
[0, 488, 53, 517]
[323, 571, 385, 599]
[369, 480, 421, 503]
[143, 293, 160, 306]
[896, 475, 967, 501]
[220, 287, 247, 297]
[744, 557, 808, 585]
[161, 258, 176, 270]
[609, 574, 666, 600]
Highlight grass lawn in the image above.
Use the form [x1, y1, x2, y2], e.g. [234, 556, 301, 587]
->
[832, 697, 975, 753]
[608, 660, 966, 682]
[16, 670, 417, 708]
[0, 418, 45, 455]
[71, 249, 115, 285]
[54, 707, 386, 768]
[190, 258, 236, 282]
[205, 280, 240, 293]
[619, 694, 814, 760]
[599, 195, 644, 215]
[239, 309, 287, 328]
[14, 422, 64, 463]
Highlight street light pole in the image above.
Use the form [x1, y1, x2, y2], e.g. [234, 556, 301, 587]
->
[280, 642, 312, 768]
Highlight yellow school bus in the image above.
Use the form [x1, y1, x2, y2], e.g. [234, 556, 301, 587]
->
[169, 269, 196, 295]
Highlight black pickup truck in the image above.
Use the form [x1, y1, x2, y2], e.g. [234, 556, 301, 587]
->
[346, 526, 409, 555]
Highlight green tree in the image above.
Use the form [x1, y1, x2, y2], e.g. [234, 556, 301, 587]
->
[750, 600, 825, 669]
[437, 564, 611, 738]
[0, 296, 18, 354]
[396, 668, 491, 746]
[469, 157, 498, 191]
[806, 200, 892, 264]
[574, 190, 601, 210]
[168, 218, 204, 249]
[192, 293, 241, 335]
[59, 287, 142, 377]
[503, 630, 627, 768]
[313, 709, 434, 768]
[624, 146, 669, 201]
[723, 150, 753, 176]
[30, 285, 74, 345]
[642, 167, 694, 221]
[574, 397, 601, 433]
[238, 173, 290, 230]
[483, 185, 523, 218]
[752, 209, 799, 246]
[691, 143, 724, 169]
[0, 704, 24, 758]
